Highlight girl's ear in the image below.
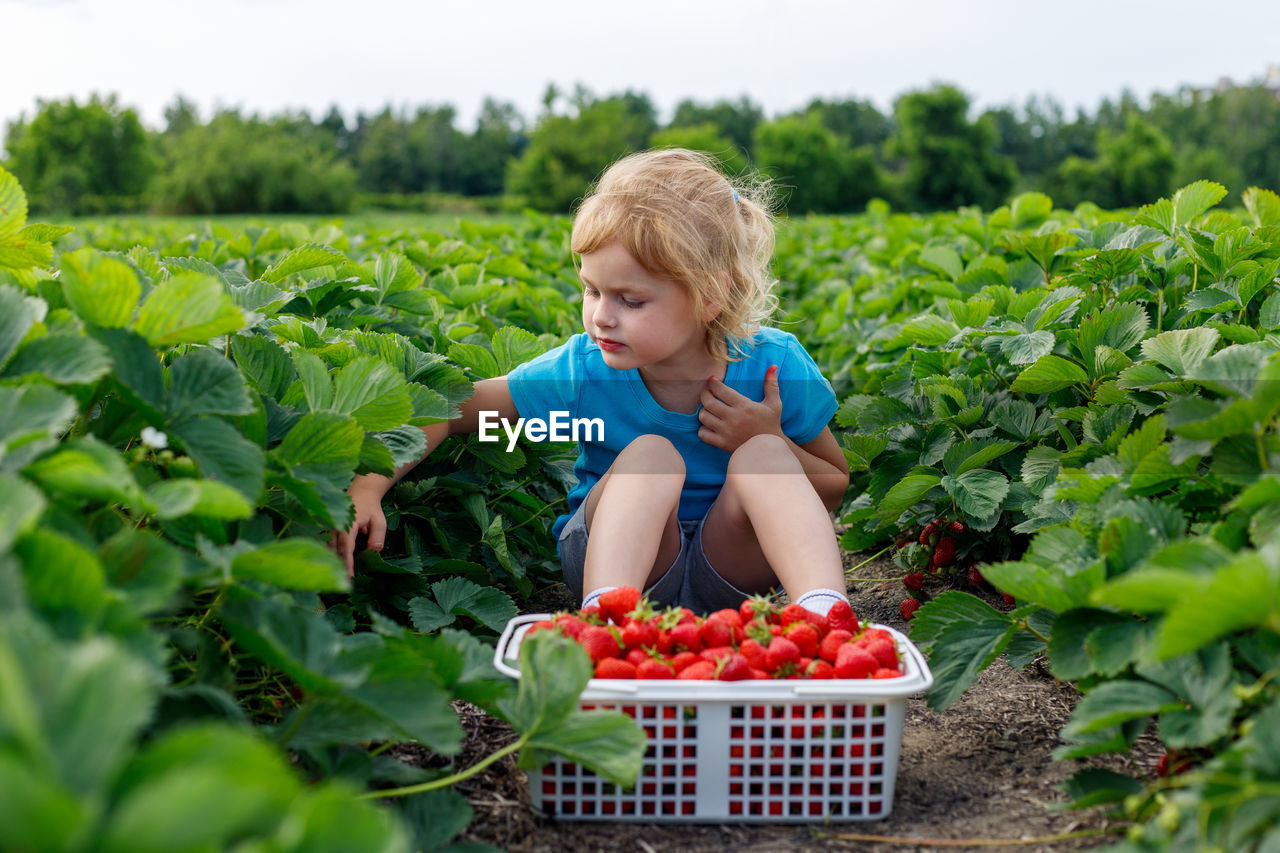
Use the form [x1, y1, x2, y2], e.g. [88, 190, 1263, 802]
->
[700, 271, 730, 323]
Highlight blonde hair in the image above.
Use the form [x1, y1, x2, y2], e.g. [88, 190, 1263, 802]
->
[571, 148, 779, 363]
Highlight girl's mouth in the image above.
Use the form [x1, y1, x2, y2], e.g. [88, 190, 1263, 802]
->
[597, 337, 624, 351]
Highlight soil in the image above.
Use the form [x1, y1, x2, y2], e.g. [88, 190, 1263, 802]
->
[421, 545, 1163, 852]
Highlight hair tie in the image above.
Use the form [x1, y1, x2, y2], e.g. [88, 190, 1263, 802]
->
[731, 189, 740, 204]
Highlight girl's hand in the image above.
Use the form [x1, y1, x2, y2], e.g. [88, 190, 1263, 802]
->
[332, 476, 390, 578]
[696, 365, 783, 453]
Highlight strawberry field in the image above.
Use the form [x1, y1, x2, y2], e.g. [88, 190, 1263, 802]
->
[2, 162, 1279, 851]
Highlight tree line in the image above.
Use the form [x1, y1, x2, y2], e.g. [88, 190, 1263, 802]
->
[3, 80, 1279, 216]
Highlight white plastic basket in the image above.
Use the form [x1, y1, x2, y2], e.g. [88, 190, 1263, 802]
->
[494, 614, 934, 823]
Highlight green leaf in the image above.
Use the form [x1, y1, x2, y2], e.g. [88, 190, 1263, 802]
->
[918, 246, 963, 280]
[291, 348, 334, 412]
[1011, 355, 1088, 393]
[169, 417, 265, 503]
[942, 439, 1018, 477]
[1242, 186, 1280, 227]
[1140, 327, 1219, 377]
[0, 614, 156, 800]
[134, 273, 246, 347]
[231, 335, 296, 400]
[941, 469, 1010, 517]
[1259, 292, 1280, 331]
[16, 529, 106, 636]
[1156, 549, 1280, 659]
[1, 332, 112, 385]
[0, 475, 46, 553]
[0, 285, 40, 370]
[99, 528, 184, 615]
[909, 592, 1016, 711]
[0, 166, 29, 240]
[1137, 644, 1240, 748]
[410, 577, 517, 634]
[148, 479, 253, 520]
[261, 243, 346, 283]
[166, 348, 256, 420]
[491, 325, 546, 374]
[373, 425, 428, 468]
[59, 249, 140, 327]
[24, 437, 156, 514]
[983, 526, 1104, 613]
[332, 356, 413, 431]
[1010, 192, 1053, 228]
[1076, 302, 1149, 361]
[900, 314, 959, 345]
[91, 328, 166, 419]
[1000, 330, 1055, 365]
[447, 343, 500, 379]
[278, 412, 363, 468]
[232, 538, 349, 593]
[1062, 680, 1184, 737]
[875, 472, 942, 522]
[100, 725, 302, 853]
[220, 594, 367, 692]
[1060, 768, 1144, 810]
[500, 631, 646, 788]
[1173, 180, 1228, 227]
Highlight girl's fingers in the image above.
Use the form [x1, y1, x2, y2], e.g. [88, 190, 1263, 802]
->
[368, 514, 387, 553]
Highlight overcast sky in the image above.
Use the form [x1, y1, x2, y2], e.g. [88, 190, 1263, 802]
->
[4, 0, 1280, 142]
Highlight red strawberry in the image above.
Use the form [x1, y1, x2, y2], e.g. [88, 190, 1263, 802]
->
[579, 625, 621, 663]
[819, 629, 853, 663]
[872, 668, 903, 679]
[834, 645, 878, 679]
[677, 660, 716, 680]
[903, 572, 924, 591]
[594, 657, 636, 679]
[967, 565, 987, 589]
[919, 522, 939, 546]
[739, 638, 768, 670]
[699, 646, 736, 664]
[863, 636, 899, 669]
[625, 648, 648, 666]
[931, 537, 958, 568]
[900, 599, 921, 621]
[948, 520, 966, 534]
[666, 622, 702, 653]
[764, 636, 801, 675]
[621, 618, 658, 650]
[553, 613, 589, 640]
[779, 603, 811, 628]
[824, 599, 858, 634]
[784, 622, 820, 658]
[598, 586, 642, 624]
[1002, 593, 1016, 606]
[710, 608, 744, 630]
[716, 653, 751, 681]
[805, 659, 835, 679]
[750, 668, 770, 680]
[739, 595, 778, 625]
[525, 619, 558, 637]
[670, 651, 701, 673]
[636, 658, 676, 679]
[700, 616, 735, 649]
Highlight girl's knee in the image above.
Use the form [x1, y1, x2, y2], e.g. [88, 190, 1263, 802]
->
[726, 433, 796, 477]
[620, 434, 686, 477]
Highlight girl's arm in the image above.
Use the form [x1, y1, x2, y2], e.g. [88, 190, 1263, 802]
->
[334, 376, 518, 574]
[784, 426, 851, 513]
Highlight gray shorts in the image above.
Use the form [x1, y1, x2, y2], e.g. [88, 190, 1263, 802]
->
[555, 499, 756, 614]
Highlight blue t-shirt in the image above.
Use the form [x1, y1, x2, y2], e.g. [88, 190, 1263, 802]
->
[506, 327, 839, 540]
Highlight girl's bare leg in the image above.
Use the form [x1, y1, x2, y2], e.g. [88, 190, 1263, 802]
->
[699, 433, 845, 598]
[581, 434, 685, 593]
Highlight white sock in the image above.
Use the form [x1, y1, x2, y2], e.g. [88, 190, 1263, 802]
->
[581, 586, 617, 610]
[795, 588, 846, 617]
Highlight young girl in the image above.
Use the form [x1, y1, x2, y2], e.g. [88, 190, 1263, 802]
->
[335, 149, 851, 617]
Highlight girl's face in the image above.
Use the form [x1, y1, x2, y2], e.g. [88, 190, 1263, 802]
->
[579, 241, 716, 377]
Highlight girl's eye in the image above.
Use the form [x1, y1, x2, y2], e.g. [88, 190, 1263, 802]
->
[621, 298, 643, 309]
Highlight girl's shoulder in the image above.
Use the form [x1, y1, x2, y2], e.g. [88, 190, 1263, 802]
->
[732, 326, 807, 359]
